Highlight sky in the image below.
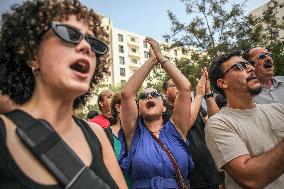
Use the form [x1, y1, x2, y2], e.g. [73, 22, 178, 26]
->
[0, 0, 270, 41]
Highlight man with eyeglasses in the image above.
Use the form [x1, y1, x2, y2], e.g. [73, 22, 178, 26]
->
[243, 47, 284, 104]
[205, 51, 284, 189]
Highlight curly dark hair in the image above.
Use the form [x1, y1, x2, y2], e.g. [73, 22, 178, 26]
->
[0, 0, 110, 106]
[208, 51, 242, 96]
[110, 92, 121, 125]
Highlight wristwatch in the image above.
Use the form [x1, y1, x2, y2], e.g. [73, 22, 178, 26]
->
[204, 91, 214, 99]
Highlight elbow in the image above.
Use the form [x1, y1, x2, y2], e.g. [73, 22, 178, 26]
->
[121, 88, 134, 99]
[178, 82, 191, 93]
[237, 178, 266, 189]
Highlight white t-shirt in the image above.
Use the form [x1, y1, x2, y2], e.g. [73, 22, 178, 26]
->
[205, 103, 284, 189]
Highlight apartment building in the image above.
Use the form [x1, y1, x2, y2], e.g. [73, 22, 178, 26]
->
[250, 0, 284, 40]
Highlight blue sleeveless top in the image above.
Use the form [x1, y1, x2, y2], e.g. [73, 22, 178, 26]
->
[119, 119, 194, 189]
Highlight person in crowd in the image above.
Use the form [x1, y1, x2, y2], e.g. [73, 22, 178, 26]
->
[104, 92, 133, 188]
[0, 93, 17, 114]
[206, 51, 284, 189]
[243, 47, 284, 104]
[214, 94, 227, 109]
[119, 37, 194, 189]
[89, 89, 114, 128]
[87, 110, 99, 120]
[163, 70, 220, 189]
[0, 0, 127, 188]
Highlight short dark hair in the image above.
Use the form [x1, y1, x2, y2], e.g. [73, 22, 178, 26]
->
[87, 110, 99, 119]
[0, 0, 109, 106]
[215, 94, 227, 109]
[110, 93, 121, 125]
[208, 51, 242, 96]
[162, 77, 171, 91]
[242, 48, 253, 61]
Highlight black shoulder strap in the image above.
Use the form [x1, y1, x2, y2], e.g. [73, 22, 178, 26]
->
[4, 110, 111, 189]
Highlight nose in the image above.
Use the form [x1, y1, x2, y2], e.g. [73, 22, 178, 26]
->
[76, 37, 92, 56]
[247, 63, 255, 72]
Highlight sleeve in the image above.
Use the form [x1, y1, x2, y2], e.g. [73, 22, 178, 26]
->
[200, 106, 208, 117]
[205, 116, 250, 169]
[118, 119, 142, 175]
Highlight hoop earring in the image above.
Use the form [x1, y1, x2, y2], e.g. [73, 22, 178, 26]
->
[32, 66, 40, 76]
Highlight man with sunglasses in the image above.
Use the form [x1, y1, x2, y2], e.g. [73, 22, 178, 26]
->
[205, 51, 284, 189]
[243, 47, 284, 104]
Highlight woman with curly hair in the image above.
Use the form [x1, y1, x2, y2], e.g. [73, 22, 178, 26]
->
[0, 0, 127, 188]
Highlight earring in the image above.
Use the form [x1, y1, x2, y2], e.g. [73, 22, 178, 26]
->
[31, 66, 40, 76]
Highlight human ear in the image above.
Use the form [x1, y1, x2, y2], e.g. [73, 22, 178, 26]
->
[217, 78, 227, 90]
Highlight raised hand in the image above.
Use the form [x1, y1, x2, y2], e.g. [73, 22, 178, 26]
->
[148, 47, 158, 65]
[196, 76, 206, 97]
[202, 67, 211, 94]
[145, 37, 165, 63]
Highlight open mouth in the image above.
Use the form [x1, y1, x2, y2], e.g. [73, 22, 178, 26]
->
[70, 61, 90, 74]
[263, 61, 273, 69]
[246, 75, 258, 82]
[146, 101, 156, 109]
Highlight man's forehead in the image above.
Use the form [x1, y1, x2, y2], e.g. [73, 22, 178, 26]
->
[250, 47, 268, 56]
[102, 90, 114, 96]
[143, 88, 156, 93]
[224, 56, 244, 66]
[167, 79, 175, 85]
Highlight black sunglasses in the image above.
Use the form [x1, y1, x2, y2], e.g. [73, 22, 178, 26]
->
[221, 61, 253, 78]
[138, 91, 162, 100]
[51, 21, 108, 55]
[257, 53, 273, 60]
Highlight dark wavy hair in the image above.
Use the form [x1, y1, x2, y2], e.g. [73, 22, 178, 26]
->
[208, 51, 242, 96]
[0, 0, 110, 107]
[110, 92, 121, 125]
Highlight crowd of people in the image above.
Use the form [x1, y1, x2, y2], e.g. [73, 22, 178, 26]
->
[0, 0, 283, 189]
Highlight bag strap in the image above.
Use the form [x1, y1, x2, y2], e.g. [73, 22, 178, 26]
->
[4, 110, 111, 189]
[149, 131, 189, 189]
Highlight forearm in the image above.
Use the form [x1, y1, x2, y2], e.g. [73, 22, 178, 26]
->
[162, 60, 191, 92]
[205, 96, 219, 118]
[122, 58, 156, 97]
[226, 139, 284, 189]
[189, 95, 203, 127]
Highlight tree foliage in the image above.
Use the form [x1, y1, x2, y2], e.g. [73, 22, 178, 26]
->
[164, 0, 284, 80]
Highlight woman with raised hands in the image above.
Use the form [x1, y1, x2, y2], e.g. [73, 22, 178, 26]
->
[119, 37, 194, 189]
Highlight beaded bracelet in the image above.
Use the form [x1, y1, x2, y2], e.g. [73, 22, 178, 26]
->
[204, 91, 214, 99]
[160, 59, 169, 68]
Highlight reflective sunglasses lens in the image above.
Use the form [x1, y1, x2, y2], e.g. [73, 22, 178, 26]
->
[258, 54, 266, 59]
[150, 91, 161, 98]
[86, 37, 108, 55]
[55, 25, 81, 43]
[138, 93, 148, 100]
[268, 53, 273, 58]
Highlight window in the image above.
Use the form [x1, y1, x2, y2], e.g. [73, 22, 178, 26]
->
[130, 37, 135, 42]
[118, 34, 123, 42]
[130, 48, 137, 53]
[120, 68, 125, 76]
[119, 45, 124, 53]
[174, 50, 178, 56]
[131, 59, 138, 64]
[119, 56, 125, 65]
[144, 51, 148, 58]
[143, 41, 147, 48]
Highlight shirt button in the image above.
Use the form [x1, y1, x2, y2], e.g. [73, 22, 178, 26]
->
[158, 163, 162, 166]
[157, 145, 160, 148]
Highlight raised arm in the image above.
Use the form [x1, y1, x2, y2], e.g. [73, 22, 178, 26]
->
[203, 67, 219, 118]
[120, 47, 157, 150]
[189, 75, 206, 127]
[145, 38, 191, 139]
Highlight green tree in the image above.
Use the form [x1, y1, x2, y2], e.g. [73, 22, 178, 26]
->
[165, 0, 284, 79]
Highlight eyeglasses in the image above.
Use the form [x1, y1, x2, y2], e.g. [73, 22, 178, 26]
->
[221, 61, 253, 78]
[168, 83, 176, 88]
[138, 91, 162, 100]
[51, 21, 108, 55]
[257, 53, 273, 60]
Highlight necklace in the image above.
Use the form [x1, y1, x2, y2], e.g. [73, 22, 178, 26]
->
[149, 125, 163, 133]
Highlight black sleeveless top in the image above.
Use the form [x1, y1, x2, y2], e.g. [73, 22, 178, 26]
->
[0, 116, 118, 189]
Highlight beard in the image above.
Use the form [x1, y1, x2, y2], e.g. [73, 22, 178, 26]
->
[248, 86, 262, 95]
